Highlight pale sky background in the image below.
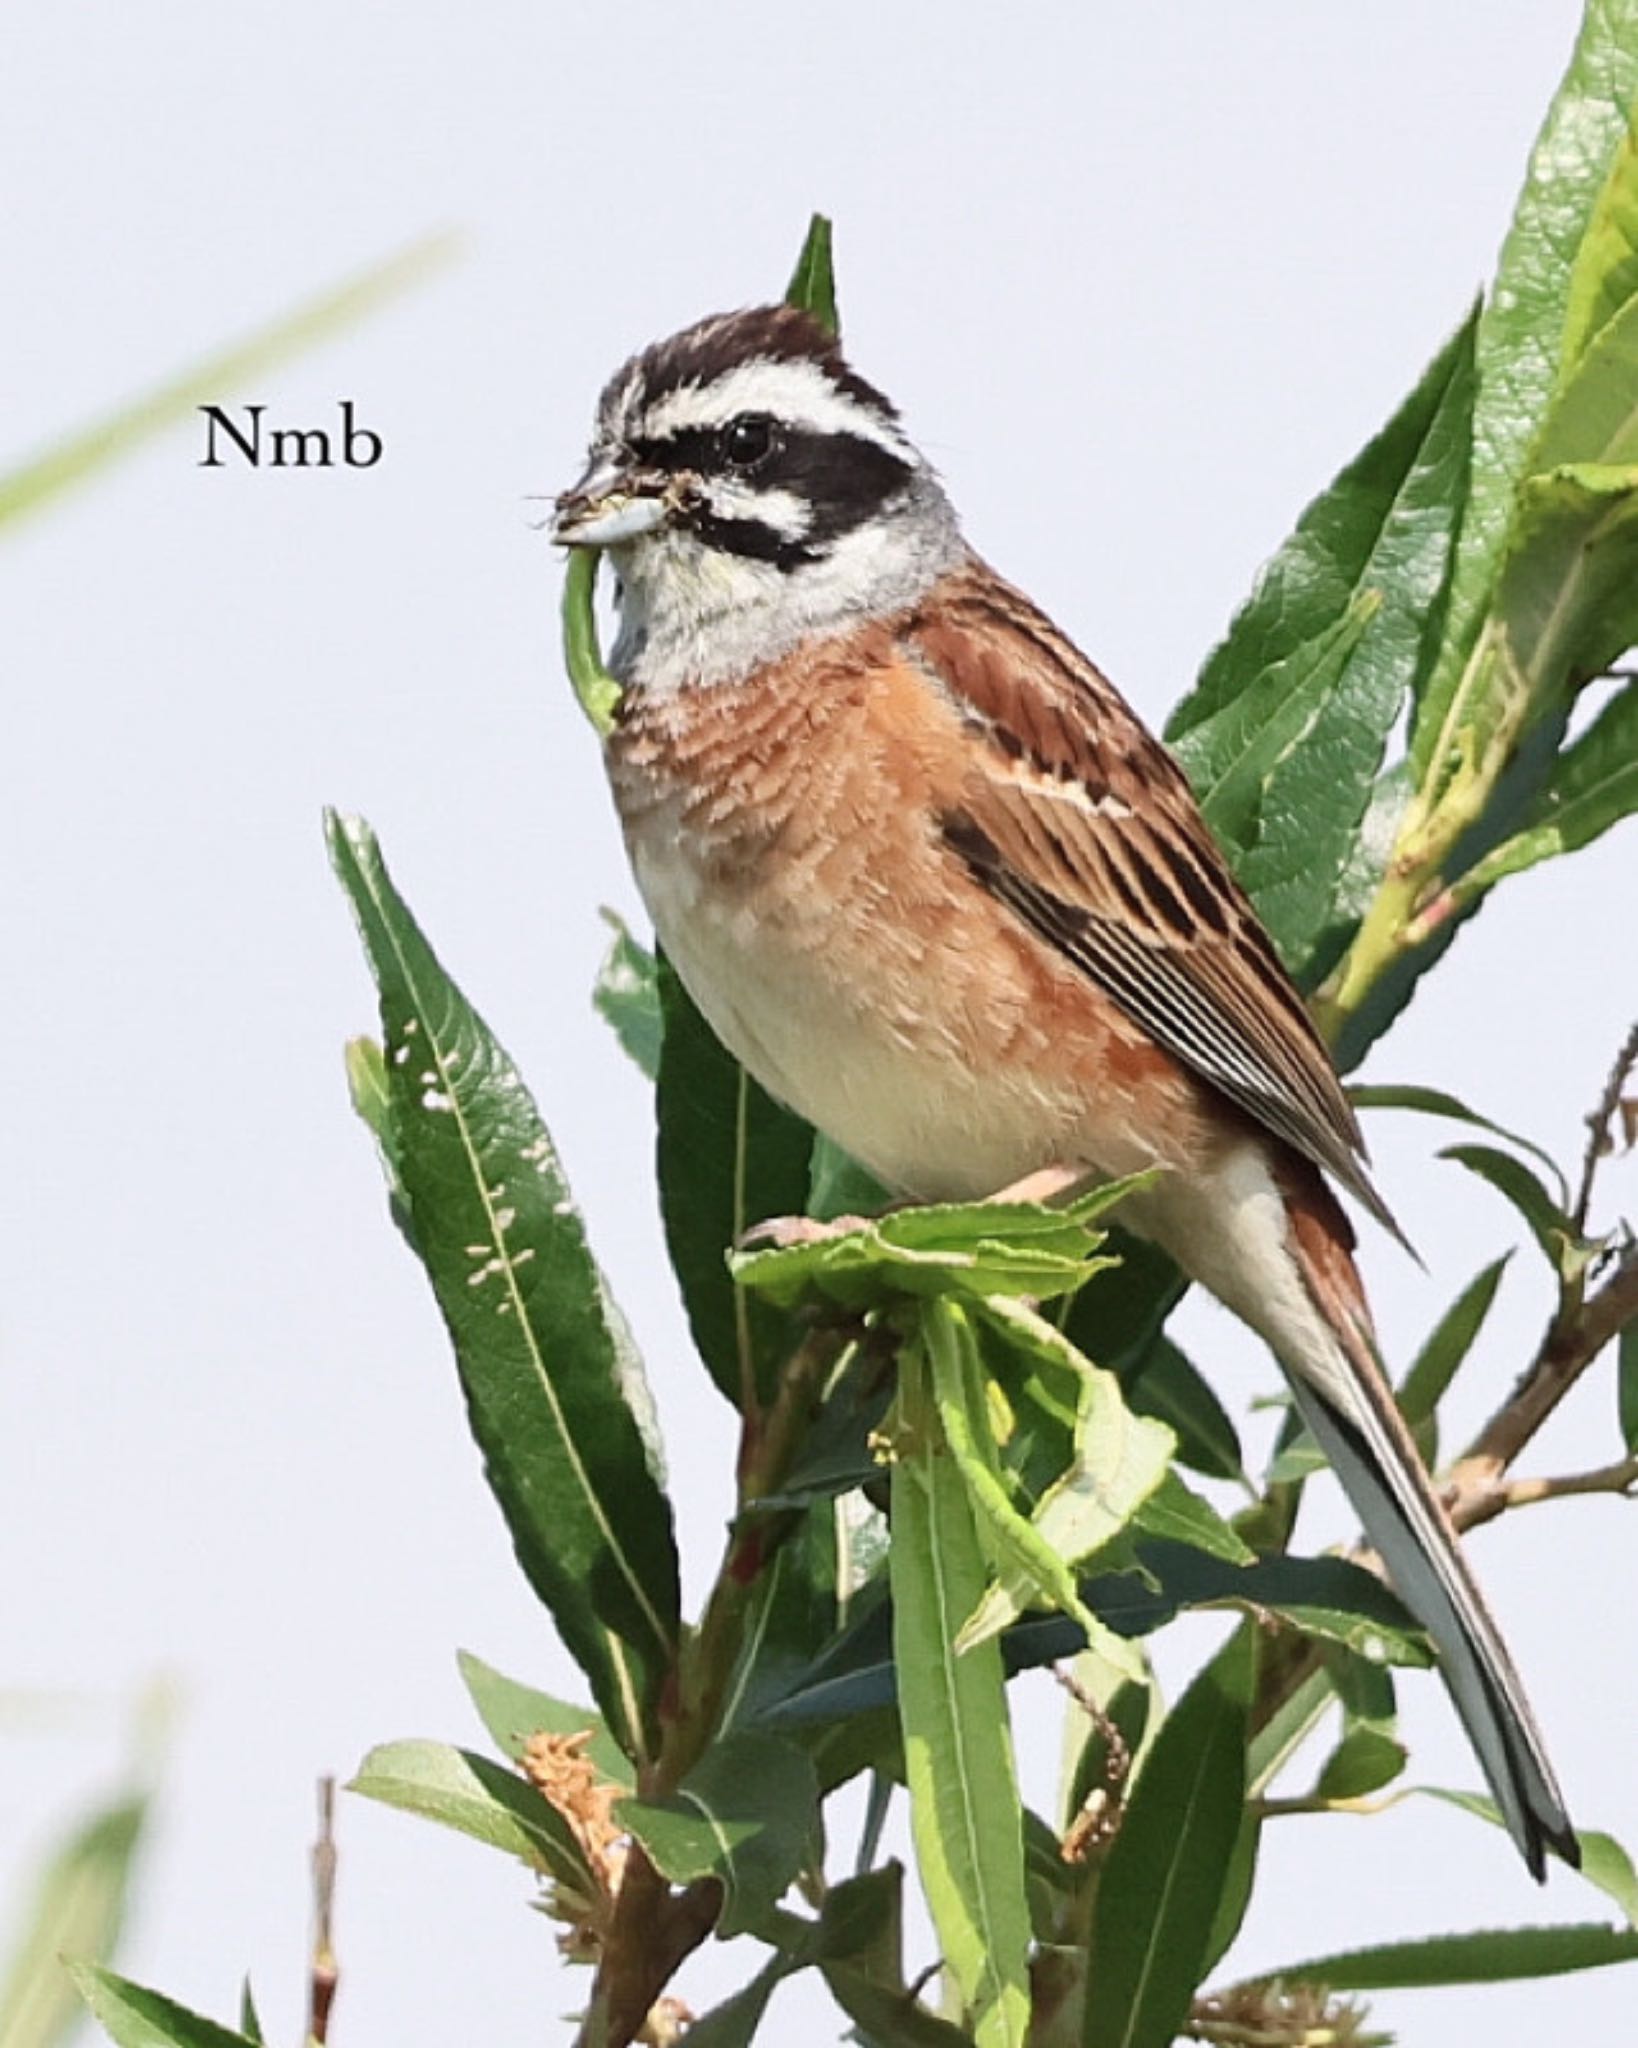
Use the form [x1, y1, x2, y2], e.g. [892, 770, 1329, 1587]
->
[4, 4, 1636, 2045]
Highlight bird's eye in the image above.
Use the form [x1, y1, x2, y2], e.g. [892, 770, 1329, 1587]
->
[720, 413, 777, 471]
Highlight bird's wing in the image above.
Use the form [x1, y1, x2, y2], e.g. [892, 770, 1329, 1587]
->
[901, 558, 1401, 1238]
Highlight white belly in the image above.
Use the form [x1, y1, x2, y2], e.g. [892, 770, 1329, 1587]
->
[630, 833, 1144, 1203]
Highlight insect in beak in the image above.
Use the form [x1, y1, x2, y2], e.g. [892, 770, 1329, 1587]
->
[552, 460, 672, 547]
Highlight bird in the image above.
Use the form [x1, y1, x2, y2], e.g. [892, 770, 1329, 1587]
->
[552, 299, 1578, 1878]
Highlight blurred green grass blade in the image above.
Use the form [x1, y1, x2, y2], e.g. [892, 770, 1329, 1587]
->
[327, 811, 680, 1764]
[1238, 1922, 1638, 1993]
[0, 1797, 147, 2048]
[891, 1336, 1031, 2048]
[1412, 0, 1638, 771]
[0, 232, 456, 529]
[68, 1964, 255, 2048]
[785, 214, 839, 336]
[1084, 1627, 1255, 2048]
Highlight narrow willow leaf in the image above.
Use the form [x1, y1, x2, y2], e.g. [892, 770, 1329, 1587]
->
[349, 1739, 594, 1891]
[657, 955, 814, 1409]
[1412, 0, 1638, 772]
[1352, 1080, 1569, 1198]
[1537, 290, 1638, 466]
[682, 1957, 791, 2048]
[1487, 460, 1638, 710]
[892, 1339, 1032, 2048]
[1562, 101, 1638, 371]
[328, 813, 679, 1762]
[1620, 1319, 1638, 1453]
[1084, 1628, 1255, 2048]
[735, 1184, 1141, 1316]
[1452, 674, 1638, 905]
[591, 911, 661, 1081]
[68, 1966, 255, 2048]
[1169, 313, 1478, 974]
[1415, 1787, 1638, 1925]
[455, 1650, 631, 1787]
[1131, 1468, 1254, 1566]
[807, 1132, 892, 1222]
[717, 1503, 840, 1737]
[924, 1300, 1158, 1674]
[785, 213, 839, 336]
[236, 1986, 262, 2046]
[0, 1797, 147, 2048]
[619, 1734, 820, 1940]
[1248, 1665, 1336, 1797]
[1124, 1335, 1244, 1482]
[1200, 1802, 1262, 1979]
[1244, 1922, 1638, 1992]
[821, 1970, 974, 2048]
[0, 235, 455, 529]
[1397, 1253, 1512, 1462]
[1439, 1143, 1581, 1270]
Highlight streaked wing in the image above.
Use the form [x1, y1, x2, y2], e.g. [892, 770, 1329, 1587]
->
[903, 558, 1402, 1239]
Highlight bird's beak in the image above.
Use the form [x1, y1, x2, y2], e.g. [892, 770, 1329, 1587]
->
[552, 459, 671, 548]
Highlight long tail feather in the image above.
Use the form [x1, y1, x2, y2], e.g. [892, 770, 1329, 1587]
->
[1274, 1171, 1578, 1878]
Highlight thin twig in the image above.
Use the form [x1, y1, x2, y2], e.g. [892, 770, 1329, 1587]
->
[1572, 1017, 1638, 1231]
[308, 1777, 339, 2046]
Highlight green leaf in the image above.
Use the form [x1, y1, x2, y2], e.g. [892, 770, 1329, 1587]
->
[1620, 1317, 1638, 1453]
[68, 1965, 256, 2048]
[328, 812, 679, 1763]
[657, 955, 815, 1409]
[349, 1739, 594, 1891]
[1130, 1468, 1254, 1566]
[591, 911, 661, 1081]
[561, 548, 622, 736]
[1415, 1788, 1638, 1925]
[1083, 1627, 1255, 2048]
[455, 1650, 632, 1787]
[821, 1972, 973, 2048]
[1200, 1801, 1262, 1979]
[1488, 459, 1638, 708]
[0, 235, 455, 530]
[1350, 1079, 1569, 1197]
[1453, 675, 1638, 905]
[619, 1733, 820, 1940]
[1397, 1253, 1512, 1462]
[681, 1957, 791, 2048]
[1243, 1922, 1638, 1992]
[733, 1182, 1146, 1315]
[1169, 312, 1478, 975]
[891, 1336, 1032, 2048]
[235, 1986, 261, 2046]
[784, 214, 839, 336]
[1538, 290, 1638, 467]
[1123, 1336, 1244, 1483]
[1412, 0, 1638, 774]
[807, 1131, 893, 1223]
[924, 1300, 1166, 1671]
[717, 1503, 841, 1741]
[1313, 1725, 1409, 1801]
[1, 1797, 148, 2048]
[1248, 1665, 1336, 1797]
[1439, 1143, 1582, 1270]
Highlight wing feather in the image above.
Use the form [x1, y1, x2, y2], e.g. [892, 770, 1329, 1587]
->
[905, 561, 1403, 1241]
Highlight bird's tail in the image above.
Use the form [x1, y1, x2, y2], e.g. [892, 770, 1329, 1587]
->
[1273, 1164, 1579, 1879]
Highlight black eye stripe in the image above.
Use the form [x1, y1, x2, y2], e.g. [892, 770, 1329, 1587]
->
[626, 423, 913, 564]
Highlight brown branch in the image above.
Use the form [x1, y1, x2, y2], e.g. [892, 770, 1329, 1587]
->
[1572, 1016, 1638, 1232]
[1452, 1245, 1638, 1482]
[308, 1777, 339, 2045]
[573, 1847, 719, 2048]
